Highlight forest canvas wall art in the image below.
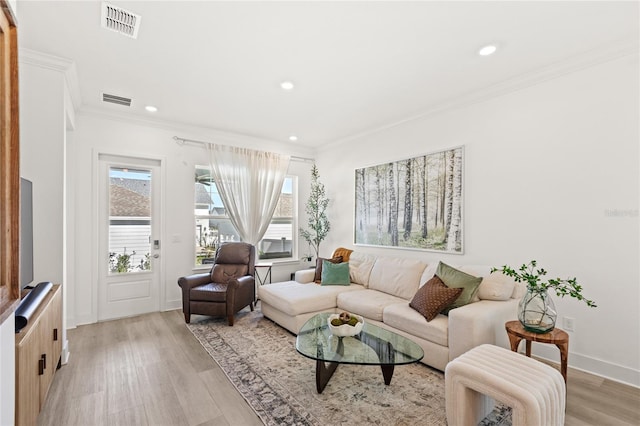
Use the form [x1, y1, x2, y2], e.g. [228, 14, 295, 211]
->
[354, 146, 463, 253]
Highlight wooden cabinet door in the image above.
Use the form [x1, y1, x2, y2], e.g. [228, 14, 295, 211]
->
[15, 285, 63, 426]
[16, 320, 44, 426]
[38, 304, 53, 404]
[40, 287, 62, 401]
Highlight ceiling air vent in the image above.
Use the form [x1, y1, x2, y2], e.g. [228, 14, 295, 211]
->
[102, 93, 132, 107]
[101, 2, 141, 39]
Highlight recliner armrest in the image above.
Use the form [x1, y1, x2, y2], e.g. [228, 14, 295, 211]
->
[236, 275, 255, 287]
[178, 273, 211, 290]
[226, 276, 255, 313]
[224, 275, 254, 296]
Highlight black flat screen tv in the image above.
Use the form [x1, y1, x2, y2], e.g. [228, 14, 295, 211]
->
[20, 177, 34, 290]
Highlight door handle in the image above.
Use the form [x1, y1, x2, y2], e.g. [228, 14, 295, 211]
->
[153, 254, 160, 258]
[39, 354, 47, 375]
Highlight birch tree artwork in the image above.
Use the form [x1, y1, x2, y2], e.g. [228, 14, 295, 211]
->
[354, 147, 463, 253]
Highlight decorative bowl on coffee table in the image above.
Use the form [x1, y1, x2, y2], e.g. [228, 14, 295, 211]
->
[327, 313, 364, 337]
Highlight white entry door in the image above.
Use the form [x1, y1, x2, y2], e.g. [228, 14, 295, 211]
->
[98, 154, 162, 321]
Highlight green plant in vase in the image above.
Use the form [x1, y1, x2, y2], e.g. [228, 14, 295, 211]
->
[491, 260, 596, 333]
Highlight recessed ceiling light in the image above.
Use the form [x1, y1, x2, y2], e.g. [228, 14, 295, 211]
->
[145, 105, 158, 112]
[289, 135, 298, 142]
[478, 45, 497, 56]
[280, 81, 295, 91]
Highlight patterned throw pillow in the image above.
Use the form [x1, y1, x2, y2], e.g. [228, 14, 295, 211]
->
[314, 256, 343, 283]
[410, 276, 463, 322]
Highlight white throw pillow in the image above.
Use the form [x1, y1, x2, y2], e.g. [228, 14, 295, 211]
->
[511, 280, 527, 299]
[348, 252, 377, 287]
[419, 262, 439, 287]
[368, 256, 427, 300]
[477, 271, 516, 301]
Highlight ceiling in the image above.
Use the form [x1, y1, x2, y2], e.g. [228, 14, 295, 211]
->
[17, 1, 639, 147]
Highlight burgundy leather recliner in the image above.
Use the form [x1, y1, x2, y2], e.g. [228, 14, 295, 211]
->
[178, 242, 255, 325]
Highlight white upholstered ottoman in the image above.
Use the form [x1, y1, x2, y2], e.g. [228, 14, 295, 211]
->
[445, 344, 566, 426]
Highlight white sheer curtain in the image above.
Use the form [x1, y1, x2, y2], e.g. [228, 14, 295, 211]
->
[207, 144, 290, 245]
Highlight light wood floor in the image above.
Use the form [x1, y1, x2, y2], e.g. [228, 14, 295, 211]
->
[38, 310, 640, 426]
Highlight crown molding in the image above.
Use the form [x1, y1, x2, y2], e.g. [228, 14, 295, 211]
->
[322, 37, 639, 150]
[19, 48, 83, 112]
[19, 48, 72, 71]
[77, 106, 317, 159]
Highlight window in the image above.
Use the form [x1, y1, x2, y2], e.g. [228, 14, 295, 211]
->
[259, 177, 295, 260]
[108, 167, 152, 273]
[194, 166, 296, 265]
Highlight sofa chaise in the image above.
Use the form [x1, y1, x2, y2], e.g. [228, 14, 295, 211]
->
[258, 249, 523, 371]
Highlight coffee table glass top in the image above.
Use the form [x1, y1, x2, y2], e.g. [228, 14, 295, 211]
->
[295, 312, 424, 365]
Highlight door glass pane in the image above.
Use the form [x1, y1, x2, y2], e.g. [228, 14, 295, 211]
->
[109, 166, 152, 274]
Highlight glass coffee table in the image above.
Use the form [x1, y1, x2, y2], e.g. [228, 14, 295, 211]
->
[295, 312, 424, 393]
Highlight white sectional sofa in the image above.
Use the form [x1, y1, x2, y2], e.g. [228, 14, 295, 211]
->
[258, 251, 523, 371]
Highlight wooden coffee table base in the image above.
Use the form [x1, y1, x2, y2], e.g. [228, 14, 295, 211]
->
[315, 361, 395, 393]
[505, 320, 569, 383]
[316, 360, 339, 393]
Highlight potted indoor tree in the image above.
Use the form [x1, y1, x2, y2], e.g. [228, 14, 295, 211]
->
[492, 260, 596, 333]
[300, 164, 330, 259]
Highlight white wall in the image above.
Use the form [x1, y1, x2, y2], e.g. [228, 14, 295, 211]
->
[0, 316, 15, 426]
[317, 55, 639, 386]
[20, 64, 66, 286]
[67, 113, 314, 326]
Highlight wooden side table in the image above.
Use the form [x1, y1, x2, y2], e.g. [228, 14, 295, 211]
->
[505, 320, 569, 383]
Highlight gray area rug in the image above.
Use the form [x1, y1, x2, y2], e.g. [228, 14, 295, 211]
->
[187, 307, 511, 426]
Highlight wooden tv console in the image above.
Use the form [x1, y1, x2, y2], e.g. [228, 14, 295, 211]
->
[15, 284, 62, 426]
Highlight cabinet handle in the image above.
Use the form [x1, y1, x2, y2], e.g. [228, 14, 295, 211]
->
[53, 328, 58, 341]
[41, 354, 46, 370]
[38, 358, 44, 375]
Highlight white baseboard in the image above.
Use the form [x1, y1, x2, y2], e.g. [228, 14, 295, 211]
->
[65, 315, 76, 330]
[61, 339, 70, 365]
[568, 352, 640, 388]
[74, 313, 97, 327]
[534, 345, 639, 388]
[164, 300, 182, 311]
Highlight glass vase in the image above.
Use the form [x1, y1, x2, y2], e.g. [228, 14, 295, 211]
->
[518, 288, 557, 333]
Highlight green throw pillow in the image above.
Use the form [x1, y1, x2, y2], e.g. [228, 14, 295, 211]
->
[435, 261, 482, 312]
[321, 260, 350, 286]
